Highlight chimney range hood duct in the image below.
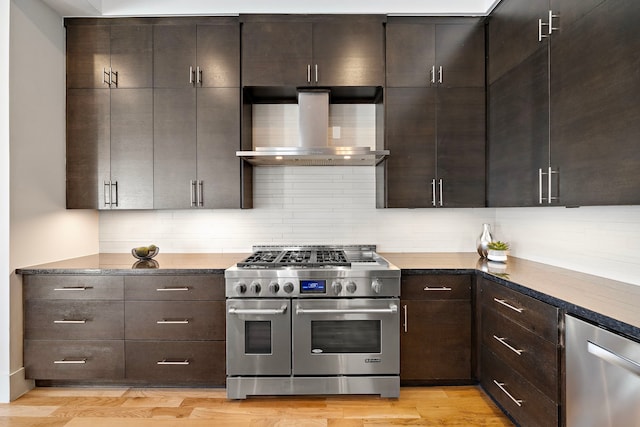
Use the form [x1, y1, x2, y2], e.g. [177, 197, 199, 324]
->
[237, 89, 389, 166]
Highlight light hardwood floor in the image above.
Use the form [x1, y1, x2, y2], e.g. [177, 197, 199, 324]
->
[0, 386, 514, 426]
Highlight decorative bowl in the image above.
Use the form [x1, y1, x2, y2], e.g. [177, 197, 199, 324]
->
[131, 246, 159, 260]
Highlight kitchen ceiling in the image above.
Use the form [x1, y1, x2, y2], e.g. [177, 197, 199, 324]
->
[41, 0, 501, 17]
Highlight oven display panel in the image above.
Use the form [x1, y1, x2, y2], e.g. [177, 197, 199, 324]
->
[300, 280, 326, 294]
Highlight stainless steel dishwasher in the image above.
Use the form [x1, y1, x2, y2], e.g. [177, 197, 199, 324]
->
[566, 315, 640, 427]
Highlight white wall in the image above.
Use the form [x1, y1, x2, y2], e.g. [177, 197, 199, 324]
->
[4, 0, 99, 402]
[0, 0, 12, 405]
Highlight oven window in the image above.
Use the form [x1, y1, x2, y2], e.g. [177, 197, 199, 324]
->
[311, 320, 381, 353]
[245, 321, 271, 354]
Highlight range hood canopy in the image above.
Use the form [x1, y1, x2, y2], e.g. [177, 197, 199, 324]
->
[237, 89, 389, 166]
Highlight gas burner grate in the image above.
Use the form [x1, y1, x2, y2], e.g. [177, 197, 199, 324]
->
[237, 251, 281, 268]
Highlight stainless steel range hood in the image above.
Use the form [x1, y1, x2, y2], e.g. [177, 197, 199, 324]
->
[237, 90, 389, 166]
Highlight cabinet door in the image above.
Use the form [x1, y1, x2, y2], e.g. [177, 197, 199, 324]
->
[197, 88, 241, 208]
[401, 299, 472, 382]
[436, 22, 485, 88]
[386, 20, 435, 88]
[109, 24, 153, 89]
[66, 24, 110, 89]
[110, 89, 154, 209]
[154, 24, 197, 88]
[66, 89, 110, 209]
[153, 88, 197, 209]
[488, 0, 549, 84]
[488, 48, 549, 207]
[241, 21, 312, 87]
[437, 87, 486, 207]
[196, 24, 240, 88]
[385, 88, 437, 208]
[312, 19, 385, 87]
[550, 0, 640, 205]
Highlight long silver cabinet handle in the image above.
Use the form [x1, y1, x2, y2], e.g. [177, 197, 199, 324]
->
[157, 319, 190, 324]
[403, 304, 408, 333]
[54, 359, 87, 364]
[438, 66, 443, 84]
[104, 181, 111, 207]
[424, 286, 452, 291]
[189, 66, 194, 85]
[588, 341, 640, 377]
[198, 180, 204, 207]
[548, 10, 559, 35]
[431, 179, 437, 206]
[438, 179, 443, 206]
[493, 380, 523, 407]
[54, 319, 87, 324]
[156, 287, 190, 292]
[314, 64, 318, 83]
[103, 68, 111, 86]
[493, 298, 524, 313]
[111, 70, 118, 87]
[538, 168, 544, 204]
[190, 180, 197, 207]
[493, 335, 524, 356]
[548, 167, 559, 204]
[196, 66, 202, 84]
[538, 18, 548, 42]
[228, 306, 288, 315]
[307, 64, 311, 83]
[296, 304, 398, 315]
[111, 181, 118, 207]
[157, 360, 190, 366]
[54, 286, 92, 291]
[430, 65, 436, 84]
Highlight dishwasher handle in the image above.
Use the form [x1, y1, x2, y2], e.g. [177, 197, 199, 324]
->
[588, 341, 640, 377]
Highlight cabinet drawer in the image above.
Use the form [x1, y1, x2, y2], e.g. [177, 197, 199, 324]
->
[481, 347, 558, 427]
[125, 341, 225, 384]
[482, 306, 559, 401]
[125, 275, 224, 300]
[125, 301, 225, 340]
[24, 340, 124, 380]
[25, 300, 124, 340]
[24, 275, 124, 300]
[401, 274, 471, 300]
[480, 278, 558, 342]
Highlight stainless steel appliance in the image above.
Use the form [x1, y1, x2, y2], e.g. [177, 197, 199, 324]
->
[566, 315, 640, 426]
[225, 244, 401, 399]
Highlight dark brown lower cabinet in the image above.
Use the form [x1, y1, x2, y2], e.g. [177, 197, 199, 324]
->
[400, 274, 472, 384]
[478, 277, 561, 427]
[23, 274, 226, 386]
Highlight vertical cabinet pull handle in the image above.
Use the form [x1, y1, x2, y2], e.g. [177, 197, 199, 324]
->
[430, 65, 436, 84]
[103, 68, 110, 86]
[438, 66, 443, 84]
[431, 179, 437, 206]
[196, 66, 202, 84]
[112, 181, 118, 207]
[104, 181, 111, 207]
[198, 180, 204, 207]
[189, 66, 194, 85]
[111, 70, 118, 87]
[190, 180, 197, 207]
[314, 64, 318, 83]
[438, 179, 443, 206]
[538, 18, 548, 42]
[307, 64, 311, 83]
[538, 168, 544, 204]
[403, 304, 408, 333]
[548, 10, 559, 35]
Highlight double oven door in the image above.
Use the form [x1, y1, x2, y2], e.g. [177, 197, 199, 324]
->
[226, 297, 399, 377]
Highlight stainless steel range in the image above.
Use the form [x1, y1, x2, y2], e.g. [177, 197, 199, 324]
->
[224, 244, 401, 399]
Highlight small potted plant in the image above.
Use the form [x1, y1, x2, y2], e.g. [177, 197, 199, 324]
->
[487, 241, 510, 262]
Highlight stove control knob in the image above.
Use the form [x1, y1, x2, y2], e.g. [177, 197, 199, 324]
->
[345, 281, 357, 294]
[234, 282, 247, 294]
[268, 282, 280, 294]
[283, 282, 295, 294]
[371, 279, 383, 294]
[331, 281, 343, 294]
[250, 281, 261, 294]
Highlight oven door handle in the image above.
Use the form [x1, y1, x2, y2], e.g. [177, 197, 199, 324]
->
[228, 305, 288, 315]
[296, 304, 398, 315]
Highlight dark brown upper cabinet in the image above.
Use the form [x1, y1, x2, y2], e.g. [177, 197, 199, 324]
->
[383, 18, 486, 208]
[152, 18, 242, 209]
[67, 20, 153, 89]
[488, 0, 636, 207]
[240, 15, 385, 101]
[66, 19, 153, 210]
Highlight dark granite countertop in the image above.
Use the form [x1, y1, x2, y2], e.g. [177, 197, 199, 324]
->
[17, 251, 640, 340]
